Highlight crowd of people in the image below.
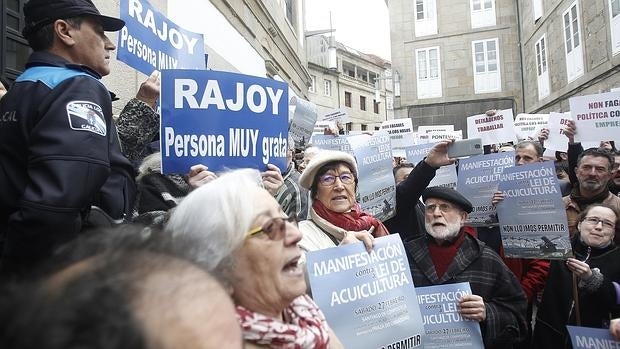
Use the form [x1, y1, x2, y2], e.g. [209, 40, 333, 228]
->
[2, 0, 620, 348]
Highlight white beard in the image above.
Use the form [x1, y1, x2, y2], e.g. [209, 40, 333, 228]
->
[425, 221, 462, 241]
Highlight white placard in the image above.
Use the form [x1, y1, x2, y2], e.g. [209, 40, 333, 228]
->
[467, 109, 517, 145]
[545, 112, 571, 151]
[319, 108, 352, 124]
[570, 91, 620, 143]
[380, 119, 415, 149]
[427, 130, 463, 142]
[418, 125, 454, 134]
[514, 113, 549, 140]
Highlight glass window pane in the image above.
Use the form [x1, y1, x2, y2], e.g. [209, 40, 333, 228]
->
[417, 0, 425, 20]
[572, 18, 580, 47]
[473, 0, 481, 11]
[476, 62, 486, 73]
[429, 49, 438, 78]
[484, 0, 493, 9]
[475, 52, 485, 63]
[488, 61, 497, 72]
[613, 0, 620, 17]
[8, 0, 19, 12]
[7, 14, 20, 31]
[541, 39, 547, 71]
[418, 52, 428, 79]
[6, 38, 31, 72]
[474, 42, 484, 53]
[487, 40, 496, 51]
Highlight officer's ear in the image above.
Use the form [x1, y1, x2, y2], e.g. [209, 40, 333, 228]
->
[53, 19, 78, 47]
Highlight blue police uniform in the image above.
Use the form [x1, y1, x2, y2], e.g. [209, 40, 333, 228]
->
[0, 51, 136, 274]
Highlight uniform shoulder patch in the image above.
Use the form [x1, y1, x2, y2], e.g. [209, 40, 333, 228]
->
[66, 101, 107, 136]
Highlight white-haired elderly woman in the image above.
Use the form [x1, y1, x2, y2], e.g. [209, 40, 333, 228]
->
[297, 150, 389, 253]
[165, 169, 343, 349]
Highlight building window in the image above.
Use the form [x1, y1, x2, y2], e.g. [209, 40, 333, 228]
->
[343, 61, 356, 78]
[323, 79, 332, 96]
[533, 0, 543, 22]
[610, 0, 620, 55]
[415, 0, 437, 37]
[416, 46, 442, 99]
[472, 38, 501, 93]
[360, 96, 367, 111]
[470, 0, 496, 28]
[2, 0, 30, 80]
[345, 91, 352, 107]
[309, 75, 316, 93]
[374, 100, 380, 114]
[563, 1, 583, 82]
[535, 35, 550, 100]
[361, 124, 368, 131]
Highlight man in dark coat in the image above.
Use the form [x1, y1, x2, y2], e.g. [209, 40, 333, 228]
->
[405, 187, 528, 349]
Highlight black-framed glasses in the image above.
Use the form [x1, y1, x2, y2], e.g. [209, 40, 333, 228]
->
[425, 203, 455, 214]
[582, 216, 615, 230]
[246, 214, 298, 240]
[319, 173, 355, 186]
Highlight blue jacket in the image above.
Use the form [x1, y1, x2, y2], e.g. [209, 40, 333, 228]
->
[0, 52, 136, 274]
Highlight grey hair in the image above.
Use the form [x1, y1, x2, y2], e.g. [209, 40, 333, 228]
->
[164, 169, 263, 282]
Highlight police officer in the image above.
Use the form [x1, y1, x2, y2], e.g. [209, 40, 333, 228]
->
[0, 0, 136, 277]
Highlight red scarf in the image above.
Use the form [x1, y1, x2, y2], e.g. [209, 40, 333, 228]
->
[312, 200, 389, 237]
[236, 294, 330, 348]
[427, 230, 467, 278]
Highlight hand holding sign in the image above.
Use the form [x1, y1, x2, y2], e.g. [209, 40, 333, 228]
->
[261, 164, 284, 196]
[186, 164, 217, 189]
[458, 294, 487, 322]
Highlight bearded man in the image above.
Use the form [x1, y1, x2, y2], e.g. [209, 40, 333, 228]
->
[404, 187, 527, 349]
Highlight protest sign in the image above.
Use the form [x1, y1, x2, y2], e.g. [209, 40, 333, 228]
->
[320, 108, 352, 124]
[160, 69, 288, 174]
[566, 326, 620, 349]
[418, 125, 454, 134]
[514, 113, 549, 140]
[467, 109, 517, 145]
[380, 119, 415, 149]
[306, 235, 424, 349]
[349, 131, 396, 221]
[456, 153, 515, 226]
[405, 143, 457, 189]
[427, 130, 463, 142]
[310, 135, 353, 154]
[417, 282, 484, 349]
[288, 96, 318, 149]
[118, 0, 206, 75]
[545, 112, 572, 151]
[570, 91, 620, 143]
[497, 162, 571, 259]
[413, 132, 430, 145]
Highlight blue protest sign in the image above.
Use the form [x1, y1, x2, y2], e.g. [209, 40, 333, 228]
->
[349, 132, 396, 222]
[456, 152, 515, 226]
[118, 0, 206, 75]
[567, 326, 620, 349]
[497, 161, 572, 259]
[416, 282, 484, 349]
[306, 235, 425, 349]
[160, 69, 288, 174]
[310, 135, 353, 154]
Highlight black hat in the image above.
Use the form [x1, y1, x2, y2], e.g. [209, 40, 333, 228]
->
[422, 186, 473, 213]
[23, 0, 125, 38]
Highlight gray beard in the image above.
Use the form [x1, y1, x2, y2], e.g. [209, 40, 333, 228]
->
[425, 221, 461, 241]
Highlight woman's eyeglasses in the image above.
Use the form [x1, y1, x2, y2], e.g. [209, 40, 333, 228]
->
[246, 214, 298, 240]
[318, 173, 355, 186]
[582, 216, 615, 230]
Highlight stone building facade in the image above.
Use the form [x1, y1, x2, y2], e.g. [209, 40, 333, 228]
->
[306, 35, 394, 131]
[1, 0, 310, 115]
[387, 0, 620, 135]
